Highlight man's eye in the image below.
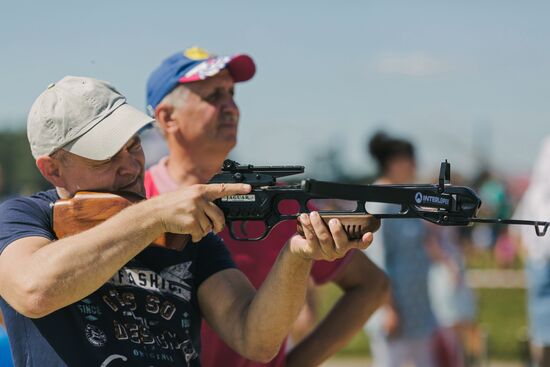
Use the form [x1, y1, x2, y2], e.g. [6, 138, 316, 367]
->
[129, 140, 142, 152]
[205, 91, 221, 103]
[91, 159, 112, 168]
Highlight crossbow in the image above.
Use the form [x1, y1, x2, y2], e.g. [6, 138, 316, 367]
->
[210, 159, 550, 241]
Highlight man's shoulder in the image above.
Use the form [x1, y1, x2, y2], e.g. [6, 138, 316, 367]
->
[193, 233, 236, 286]
[0, 189, 58, 213]
[0, 189, 57, 252]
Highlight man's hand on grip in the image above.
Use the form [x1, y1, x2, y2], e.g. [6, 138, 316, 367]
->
[153, 183, 251, 242]
[289, 211, 373, 261]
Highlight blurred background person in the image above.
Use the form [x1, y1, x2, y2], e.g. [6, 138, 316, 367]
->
[0, 165, 6, 203]
[470, 169, 513, 252]
[363, 132, 438, 367]
[427, 225, 479, 367]
[0, 311, 14, 367]
[511, 137, 550, 367]
[0, 166, 13, 366]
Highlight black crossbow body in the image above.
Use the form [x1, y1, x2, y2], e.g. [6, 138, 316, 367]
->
[209, 159, 550, 241]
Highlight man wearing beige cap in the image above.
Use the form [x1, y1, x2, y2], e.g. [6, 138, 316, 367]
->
[0, 76, 374, 366]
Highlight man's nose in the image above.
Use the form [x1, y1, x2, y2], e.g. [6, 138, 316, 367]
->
[221, 94, 239, 116]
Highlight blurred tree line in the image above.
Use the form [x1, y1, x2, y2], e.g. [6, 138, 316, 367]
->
[0, 129, 50, 200]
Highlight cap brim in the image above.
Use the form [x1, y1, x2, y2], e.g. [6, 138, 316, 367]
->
[227, 54, 256, 82]
[63, 103, 154, 160]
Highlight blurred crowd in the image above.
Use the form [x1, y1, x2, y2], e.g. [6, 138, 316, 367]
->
[342, 131, 547, 367]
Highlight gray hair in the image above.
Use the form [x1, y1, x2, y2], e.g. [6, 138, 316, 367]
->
[160, 84, 190, 109]
[152, 84, 191, 136]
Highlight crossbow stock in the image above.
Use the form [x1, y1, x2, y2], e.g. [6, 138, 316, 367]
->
[210, 159, 549, 241]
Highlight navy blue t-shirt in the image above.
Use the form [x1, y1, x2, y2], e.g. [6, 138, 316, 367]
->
[0, 190, 236, 367]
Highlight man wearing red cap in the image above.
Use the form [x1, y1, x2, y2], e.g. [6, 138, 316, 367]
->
[145, 47, 389, 367]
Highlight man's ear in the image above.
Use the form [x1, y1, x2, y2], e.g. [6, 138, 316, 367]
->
[155, 103, 178, 135]
[36, 155, 65, 187]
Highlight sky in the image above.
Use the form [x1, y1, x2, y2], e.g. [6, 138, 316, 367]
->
[1, 0, 549, 180]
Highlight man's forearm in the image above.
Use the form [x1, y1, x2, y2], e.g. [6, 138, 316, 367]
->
[286, 252, 390, 367]
[4, 200, 163, 317]
[240, 242, 313, 360]
[285, 285, 384, 366]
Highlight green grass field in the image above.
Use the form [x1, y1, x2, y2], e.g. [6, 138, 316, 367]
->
[477, 288, 528, 361]
[317, 284, 528, 361]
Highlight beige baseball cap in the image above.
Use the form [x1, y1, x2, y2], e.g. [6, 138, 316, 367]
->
[27, 76, 154, 160]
